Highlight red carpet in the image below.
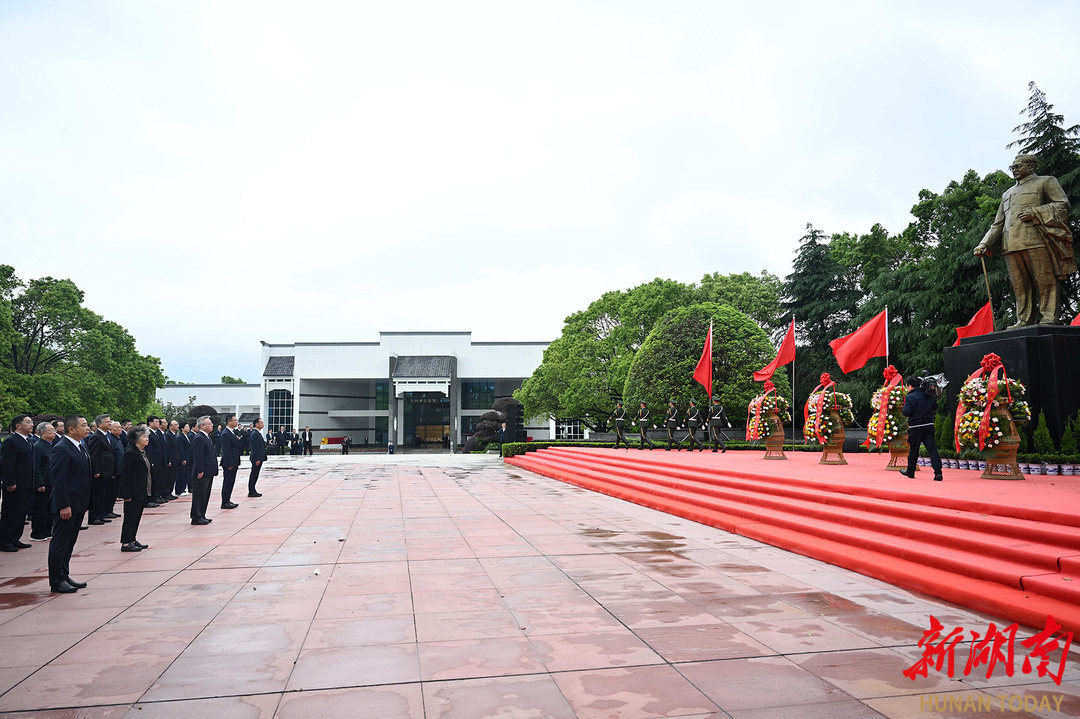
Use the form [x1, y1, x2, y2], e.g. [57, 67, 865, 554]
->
[505, 446, 1080, 633]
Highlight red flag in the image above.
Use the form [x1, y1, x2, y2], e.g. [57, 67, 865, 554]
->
[953, 302, 995, 346]
[693, 321, 713, 400]
[754, 318, 796, 381]
[830, 308, 888, 374]
[1072, 311, 1080, 326]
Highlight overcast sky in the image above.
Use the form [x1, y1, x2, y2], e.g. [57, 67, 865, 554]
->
[3, 1, 1078, 382]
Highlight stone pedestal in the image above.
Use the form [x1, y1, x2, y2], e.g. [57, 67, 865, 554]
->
[945, 326, 1080, 446]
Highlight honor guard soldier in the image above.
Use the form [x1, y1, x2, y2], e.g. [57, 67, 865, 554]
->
[685, 399, 704, 451]
[635, 401, 655, 450]
[610, 401, 632, 449]
[665, 400, 683, 451]
[709, 397, 732, 453]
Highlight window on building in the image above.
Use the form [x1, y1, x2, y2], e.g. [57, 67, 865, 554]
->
[462, 381, 495, 410]
[375, 416, 388, 444]
[555, 419, 584, 440]
[375, 381, 389, 411]
[268, 389, 293, 432]
[461, 416, 483, 437]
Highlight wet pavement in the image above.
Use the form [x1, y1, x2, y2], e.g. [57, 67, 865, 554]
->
[0, 454, 1077, 718]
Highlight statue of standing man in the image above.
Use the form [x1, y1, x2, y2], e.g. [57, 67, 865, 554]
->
[974, 154, 1076, 327]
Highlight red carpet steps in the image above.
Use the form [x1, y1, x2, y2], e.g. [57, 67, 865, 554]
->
[505, 446, 1080, 633]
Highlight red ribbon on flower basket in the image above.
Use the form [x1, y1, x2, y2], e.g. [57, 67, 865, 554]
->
[953, 353, 1013, 452]
[863, 365, 903, 448]
[747, 380, 776, 441]
[804, 372, 836, 443]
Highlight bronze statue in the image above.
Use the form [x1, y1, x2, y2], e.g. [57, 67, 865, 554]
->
[974, 154, 1076, 327]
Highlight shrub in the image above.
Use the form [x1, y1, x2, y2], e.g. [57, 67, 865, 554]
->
[1032, 411, 1055, 454]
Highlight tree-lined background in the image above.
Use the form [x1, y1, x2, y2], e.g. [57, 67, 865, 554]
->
[517, 84, 1080, 430]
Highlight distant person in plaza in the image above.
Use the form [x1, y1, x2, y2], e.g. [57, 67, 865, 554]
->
[30, 422, 57, 541]
[118, 419, 132, 449]
[900, 377, 943, 482]
[341, 435, 352, 455]
[1, 414, 35, 552]
[709, 397, 731, 453]
[635, 401, 655, 450]
[144, 416, 166, 504]
[212, 424, 222, 457]
[974, 153, 1076, 327]
[106, 420, 124, 518]
[118, 425, 153, 552]
[665, 400, 683, 451]
[218, 414, 241, 509]
[248, 418, 266, 497]
[175, 421, 192, 496]
[610, 401, 632, 449]
[302, 426, 313, 455]
[276, 426, 288, 455]
[162, 420, 179, 501]
[685, 399, 704, 451]
[290, 429, 303, 455]
[48, 415, 93, 593]
[188, 416, 217, 525]
[87, 415, 115, 525]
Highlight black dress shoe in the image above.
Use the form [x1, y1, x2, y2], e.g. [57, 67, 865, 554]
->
[14, 541, 32, 548]
[145, 502, 160, 508]
[121, 544, 142, 552]
[899, 471, 916, 479]
[934, 474, 944, 481]
[29, 534, 49, 541]
[220, 502, 238, 509]
[106, 513, 121, 519]
[80, 525, 89, 530]
[165, 494, 178, 500]
[0, 544, 18, 552]
[247, 492, 262, 497]
[134, 541, 149, 549]
[51, 582, 78, 594]
[89, 519, 105, 525]
[191, 518, 211, 525]
[65, 578, 87, 588]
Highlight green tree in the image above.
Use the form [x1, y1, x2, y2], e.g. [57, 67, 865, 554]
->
[697, 270, 786, 337]
[220, 375, 246, 384]
[1032, 411, 1055, 454]
[622, 303, 789, 423]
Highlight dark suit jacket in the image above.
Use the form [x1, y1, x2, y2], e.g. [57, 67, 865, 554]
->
[49, 437, 93, 513]
[33, 437, 55, 490]
[87, 430, 116, 479]
[1, 433, 34, 489]
[164, 430, 179, 466]
[146, 429, 165, 468]
[178, 432, 192, 463]
[119, 446, 151, 501]
[109, 432, 124, 471]
[189, 432, 219, 480]
[219, 428, 241, 468]
[249, 431, 267, 462]
[275, 431, 288, 447]
[302, 431, 313, 445]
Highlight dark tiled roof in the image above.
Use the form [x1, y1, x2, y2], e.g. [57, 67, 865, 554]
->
[393, 356, 453, 377]
[263, 355, 295, 377]
[239, 413, 260, 422]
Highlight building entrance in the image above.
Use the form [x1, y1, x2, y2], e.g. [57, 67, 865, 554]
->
[402, 392, 451, 449]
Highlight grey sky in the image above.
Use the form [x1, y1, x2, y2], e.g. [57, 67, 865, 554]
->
[3, 1, 1078, 382]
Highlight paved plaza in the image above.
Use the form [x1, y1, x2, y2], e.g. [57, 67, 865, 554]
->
[0, 454, 1077, 718]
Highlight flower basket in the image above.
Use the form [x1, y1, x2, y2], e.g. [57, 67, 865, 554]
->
[803, 374, 854, 466]
[954, 353, 1028, 480]
[747, 382, 791, 460]
[865, 366, 909, 471]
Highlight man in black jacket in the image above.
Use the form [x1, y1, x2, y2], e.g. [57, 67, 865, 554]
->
[175, 422, 192, 496]
[218, 414, 241, 509]
[162, 420, 180, 500]
[302, 426, 314, 455]
[145, 416, 167, 503]
[106, 421, 124, 518]
[1, 414, 36, 552]
[247, 418, 266, 497]
[87, 415, 116, 525]
[901, 377, 943, 481]
[189, 417, 217, 524]
[49, 415, 93, 593]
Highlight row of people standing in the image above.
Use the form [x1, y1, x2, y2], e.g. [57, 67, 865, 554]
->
[610, 398, 732, 452]
[268, 426, 314, 456]
[1, 413, 272, 593]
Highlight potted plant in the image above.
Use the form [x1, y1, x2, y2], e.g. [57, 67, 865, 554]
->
[1042, 454, 1062, 476]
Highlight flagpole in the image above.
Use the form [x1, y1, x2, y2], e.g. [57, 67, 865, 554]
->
[709, 319, 714, 403]
[980, 257, 995, 331]
[885, 305, 889, 366]
[790, 314, 795, 451]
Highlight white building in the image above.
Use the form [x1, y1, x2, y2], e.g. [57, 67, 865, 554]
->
[157, 331, 551, 448]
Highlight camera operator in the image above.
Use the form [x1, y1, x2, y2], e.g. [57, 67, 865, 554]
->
[900, 377, 943, 481]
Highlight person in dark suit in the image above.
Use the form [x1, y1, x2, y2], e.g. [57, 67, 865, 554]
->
[118, 420, 132, 450]
[106, 421, 124, 518]
[709, 397, 731, 453]
[30, 422, 57, 541]
[174, 422, 192, 496]
[145, 416, 166, 503]
[665, 400, 683, 451]
[162, 420, 180, 500]
[276, 426, 288, 455]
[290, 430, 303, 456]
[212, 425, 221, 457]
[247, 418, 266, 497]
[1, 414, 36, 552]
[218, 414, 241, 509]
[188, 417, 217, 524]
[48, 415, 93, 593]
[118, 425, 153, 552]
[302, 426, 313, 455]
[87, 415, 116, 525]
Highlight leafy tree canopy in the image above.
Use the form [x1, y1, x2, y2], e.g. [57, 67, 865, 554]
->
[220, 375, 246, 384]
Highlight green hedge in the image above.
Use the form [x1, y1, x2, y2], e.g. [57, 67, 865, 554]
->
[501, 440, 873, 458]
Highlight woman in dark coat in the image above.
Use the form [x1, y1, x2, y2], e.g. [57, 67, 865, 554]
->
[119, 426, 153, 552]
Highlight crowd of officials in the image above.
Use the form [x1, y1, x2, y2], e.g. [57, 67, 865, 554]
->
[0, 413, 317, 594]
